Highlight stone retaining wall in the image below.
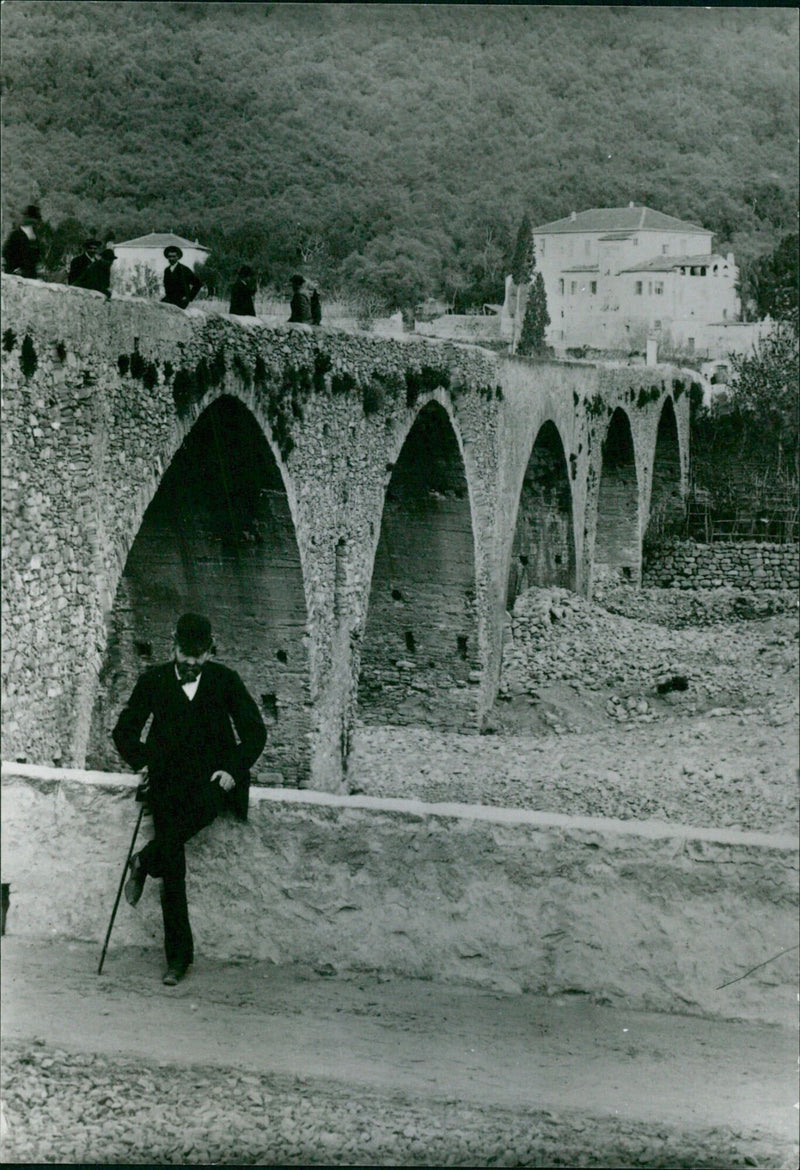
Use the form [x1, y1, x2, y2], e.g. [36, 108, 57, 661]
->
[645, 540, 799, 590]
[2, 764, 796, 1026]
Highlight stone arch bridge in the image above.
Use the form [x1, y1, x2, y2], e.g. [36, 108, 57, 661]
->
[1, 276, 691, 791]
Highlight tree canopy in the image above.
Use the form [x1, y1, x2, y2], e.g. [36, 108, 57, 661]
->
[2, 3, 798, 310]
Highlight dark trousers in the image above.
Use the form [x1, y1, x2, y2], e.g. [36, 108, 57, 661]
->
[137, 784, 225, 969]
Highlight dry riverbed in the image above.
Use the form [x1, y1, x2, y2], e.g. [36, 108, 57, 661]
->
[351, 585, 799, 834]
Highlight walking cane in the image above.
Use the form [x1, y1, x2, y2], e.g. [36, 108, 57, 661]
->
[97, 788, 146, 975]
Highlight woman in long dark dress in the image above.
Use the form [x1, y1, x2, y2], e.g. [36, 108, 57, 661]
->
[229, 265, 257, 316]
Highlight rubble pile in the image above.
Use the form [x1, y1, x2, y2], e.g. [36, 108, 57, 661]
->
[498, 586, 797, 705]
[594, 581, 798, 629]
[351, 584, 798, 833]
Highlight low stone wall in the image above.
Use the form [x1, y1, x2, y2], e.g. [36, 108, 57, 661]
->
[645, 541, 799, 590]
[2, 763, 796, 1025]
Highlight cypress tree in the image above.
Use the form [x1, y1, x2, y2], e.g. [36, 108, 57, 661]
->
[517, 270, 550, 356]
[510, 215, 534, 284]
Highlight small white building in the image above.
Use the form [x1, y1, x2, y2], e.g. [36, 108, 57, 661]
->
[111, 232, 210, 298]
[506, 204, 743, 357]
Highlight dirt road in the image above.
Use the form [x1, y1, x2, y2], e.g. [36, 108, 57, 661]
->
[2, 938, 797, 1167]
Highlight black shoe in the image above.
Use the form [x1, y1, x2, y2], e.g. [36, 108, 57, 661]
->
[162, 964, 188, 986]
[124, 854, 146, 907]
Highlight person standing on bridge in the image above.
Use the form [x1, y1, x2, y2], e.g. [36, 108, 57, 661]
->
[68, 239, 100, 286]
[112, 614, 266, 986]
[2, 205, 42, 280]
[288, 273, 312, 323]
[162, 245, 202, 309]
[70, 244, 116, 299]
[229, 264, 257, 316]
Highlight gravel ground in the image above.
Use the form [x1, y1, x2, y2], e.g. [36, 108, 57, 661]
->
[2, 1042, 795, 1168]
[350, 587, 799, 834]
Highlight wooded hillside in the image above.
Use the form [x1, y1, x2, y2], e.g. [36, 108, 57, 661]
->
[2, 2, 797, 309]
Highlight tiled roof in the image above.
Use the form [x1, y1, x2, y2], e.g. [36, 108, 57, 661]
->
[620, 253, 729, 274]
[114, 232, 210, 251]
[532, 206, 707, 235]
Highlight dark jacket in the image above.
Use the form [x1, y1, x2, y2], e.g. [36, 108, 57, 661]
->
[289, 289, 312, 323]
[68, 253, 94, 286]
[163, 262, 202, 308]
[70, 251, 114, 296]
[112, 660, 267, 822]
[2, 227, 40, 279]
[310, 289, 322, 326]
[229, 277, 256, 316]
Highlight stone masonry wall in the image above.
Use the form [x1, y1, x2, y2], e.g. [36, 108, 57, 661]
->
[2, 765, 796, 1027]
[645, 541, 799, 590]
[2, 276, 691, 789]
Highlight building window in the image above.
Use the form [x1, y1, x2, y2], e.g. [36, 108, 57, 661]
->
[540, 239, 545, 256]
[700, 267, 707, 276]
[633, 237, 638, 246]
[662, 244, 669, 254]
[558, 278, 564, 295]
[654, 281, 664, 295]
[722, 309, 727, 320]
[635, 281, 643, 295]
[647, 282, 652, 295]
[590, 281, 597, 294]
[570, 281, 577, 294]
[654, 320, 661, 330]
[687, 338, 695, 353]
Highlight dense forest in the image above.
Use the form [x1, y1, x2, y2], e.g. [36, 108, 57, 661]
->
[2, 2, 798, 310]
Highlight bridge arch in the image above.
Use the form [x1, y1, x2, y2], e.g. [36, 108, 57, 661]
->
[645, 396, 684, 549]
[506, 419, 576, 609]
[357, 398, 479, 730]
[593, 406, 640, 585]
[87, 393, 311, 785]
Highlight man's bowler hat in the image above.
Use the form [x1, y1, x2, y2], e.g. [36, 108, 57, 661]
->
[23, 205, 42, 222]
[164, 246, 183, 260]
[175, 613, 213, 656]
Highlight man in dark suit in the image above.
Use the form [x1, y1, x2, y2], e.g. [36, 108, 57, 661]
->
[2, 205, 42, 279]
[113, 614, 266, 985]
[162, 245, 202, 308]
[68, 239, 100, 286]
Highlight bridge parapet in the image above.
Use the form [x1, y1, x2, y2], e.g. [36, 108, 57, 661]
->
[2, 275, 691, 788]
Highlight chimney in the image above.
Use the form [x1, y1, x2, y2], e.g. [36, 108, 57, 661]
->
[727, 252, 734, 264]
[570, 211, 577, 222]
[628, 201, 635, 208]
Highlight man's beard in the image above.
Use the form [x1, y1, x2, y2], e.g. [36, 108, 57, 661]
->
[176, 663, 201, 683]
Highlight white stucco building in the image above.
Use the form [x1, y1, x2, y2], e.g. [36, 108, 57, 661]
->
[110, 232, 210, 297]
[507, 204, 743, 357]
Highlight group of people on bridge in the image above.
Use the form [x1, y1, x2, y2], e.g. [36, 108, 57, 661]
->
[3, 205, 322, 323]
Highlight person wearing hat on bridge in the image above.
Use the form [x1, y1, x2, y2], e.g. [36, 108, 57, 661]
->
[112, 614, 266, 986]
[68, 239, 101, 286]
[162, 245, 202, 309]
[2, 205, 42, 280]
